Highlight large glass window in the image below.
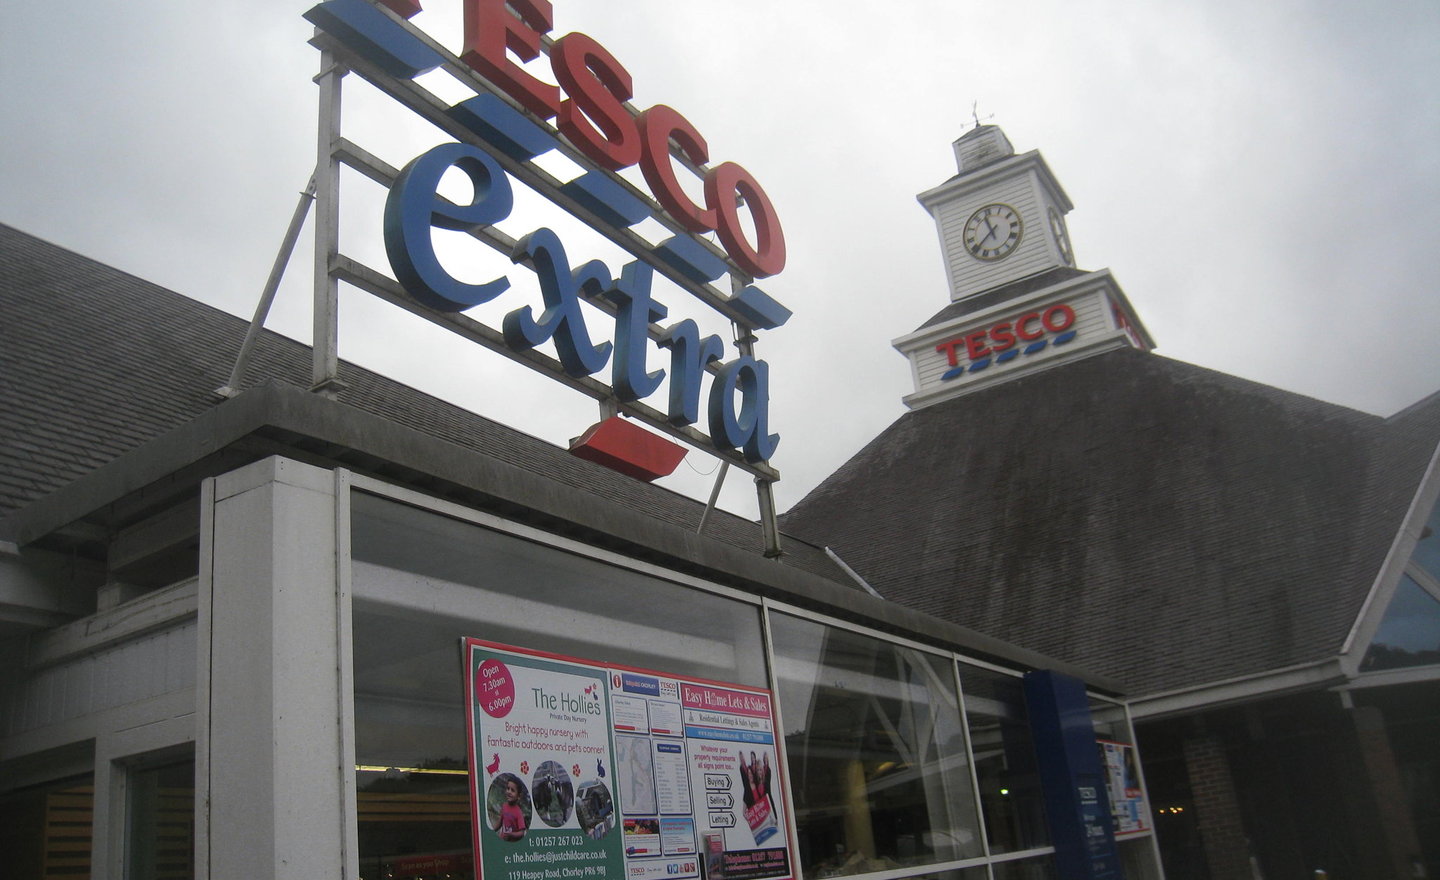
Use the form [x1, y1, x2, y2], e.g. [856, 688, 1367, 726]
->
[1361, 574, 1440, 671]
[349, 492, 768, 880]
[1360, 496, 1440, 673]
[0, 772, 93, 878]
[770, 613, 982, 876]
[988, 853, 1057, 880]
[344, 489, 1129, 878]
[351, 492, 767, 688]
[1411, 501, 1440, 580]
[125, 758, 195, 879]
[959, 664, 1049, 853]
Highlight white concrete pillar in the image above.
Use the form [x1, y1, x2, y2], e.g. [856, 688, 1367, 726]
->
[197, 457, 354, 878]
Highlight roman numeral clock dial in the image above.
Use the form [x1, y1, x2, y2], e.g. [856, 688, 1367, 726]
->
[963, 203, 1022, 261]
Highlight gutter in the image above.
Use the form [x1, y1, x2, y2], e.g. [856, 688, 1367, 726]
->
[1126, 656, 1348, 721]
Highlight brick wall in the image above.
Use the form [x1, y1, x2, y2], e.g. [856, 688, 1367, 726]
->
[1348, 705, 1423, 879]
[1181, 733, 1252, 880]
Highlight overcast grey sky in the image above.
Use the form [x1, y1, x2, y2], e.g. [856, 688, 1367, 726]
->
[4, 0, 1437, 517]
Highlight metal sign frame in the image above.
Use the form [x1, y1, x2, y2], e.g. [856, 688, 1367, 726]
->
[295, 1, 791, 554]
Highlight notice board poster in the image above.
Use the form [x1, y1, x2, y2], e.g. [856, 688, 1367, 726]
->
[464, 640, 793, 880]
[1098, 740, 1151, 835]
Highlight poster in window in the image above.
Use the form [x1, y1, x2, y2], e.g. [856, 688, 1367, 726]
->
[464, 639, 793, 880]
[1097, 740, 1151, 835]
[464, 641, 624, 880]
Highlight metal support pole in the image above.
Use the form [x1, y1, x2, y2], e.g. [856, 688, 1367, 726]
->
[215, 177, 318, 399]
[729, 290, 783, 557]
[311, 50, 347, 397]
[697, 462, 730, 535]
[755, 476, 783, 558]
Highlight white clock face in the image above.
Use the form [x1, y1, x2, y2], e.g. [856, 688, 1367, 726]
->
[1048, 207, 1074, 266]
[964, 203, 1023, 261]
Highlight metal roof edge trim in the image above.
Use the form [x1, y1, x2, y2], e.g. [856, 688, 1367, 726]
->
[1125, 657, 1348, 721]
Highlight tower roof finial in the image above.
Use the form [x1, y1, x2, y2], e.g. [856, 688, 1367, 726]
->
[952, 117, 1013, 173]
[969, 100, 995, 132]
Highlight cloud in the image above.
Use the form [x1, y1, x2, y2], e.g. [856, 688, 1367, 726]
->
[3, 0, 1436, 517]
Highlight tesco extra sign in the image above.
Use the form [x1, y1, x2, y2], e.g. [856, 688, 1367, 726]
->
[935, 303, 1077, 381]
[303, 0, 790, 464]
[376, 0, 783, 278]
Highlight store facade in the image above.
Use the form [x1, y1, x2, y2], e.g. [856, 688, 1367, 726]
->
[4, 2, 1168, 876]
[1, 365, 1161, 879]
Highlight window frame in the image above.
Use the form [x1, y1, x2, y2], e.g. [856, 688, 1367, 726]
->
[341, 474, 1164, 880]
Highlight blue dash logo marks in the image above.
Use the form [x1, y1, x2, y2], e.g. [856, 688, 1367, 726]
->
[937, 304, 1077, 381]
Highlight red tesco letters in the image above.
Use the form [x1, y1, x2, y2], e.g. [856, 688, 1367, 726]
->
[456, 0, 785, 277]
[936, 304, 1076, 366]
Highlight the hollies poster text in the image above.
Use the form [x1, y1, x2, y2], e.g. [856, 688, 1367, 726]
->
[464, 640, 793, 880]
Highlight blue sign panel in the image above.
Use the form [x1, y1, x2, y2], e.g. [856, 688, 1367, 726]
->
[1022, 670, 1123, 880]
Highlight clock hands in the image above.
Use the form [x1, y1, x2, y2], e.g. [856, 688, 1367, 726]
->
[965, 203, 1021, 260]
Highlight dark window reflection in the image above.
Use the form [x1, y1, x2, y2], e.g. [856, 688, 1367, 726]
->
[126, 759, 195, 880]
[771, 614, 982, 876]
[0, 774, 94, 878]
[356, 764, 474, 880]
[902, 869, 991, 880]
[1411, 502, 1440, 579]
[959, 665, 1050, 853]
[1362, 574, 1440, 671]
[989, 853, 1058, 880]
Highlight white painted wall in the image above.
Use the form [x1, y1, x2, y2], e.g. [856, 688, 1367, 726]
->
[933, 170, 1065, 298]
[910, 289, 1115, 393]
[0, 577, 199, 878]
[2, 592, 196, 741]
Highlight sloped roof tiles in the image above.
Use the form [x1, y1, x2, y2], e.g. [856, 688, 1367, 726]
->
[782, 343, 1440, 695]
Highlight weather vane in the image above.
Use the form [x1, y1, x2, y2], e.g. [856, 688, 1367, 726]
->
[969, 100, 995, 131]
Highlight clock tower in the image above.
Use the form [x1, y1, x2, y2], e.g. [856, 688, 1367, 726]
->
[894, 125, 1152, 409]
[919, 124, 1078, 301]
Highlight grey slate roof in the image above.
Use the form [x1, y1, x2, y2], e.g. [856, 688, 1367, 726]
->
[0, 223, 844, 581]
[781, 345, 1440, 695]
